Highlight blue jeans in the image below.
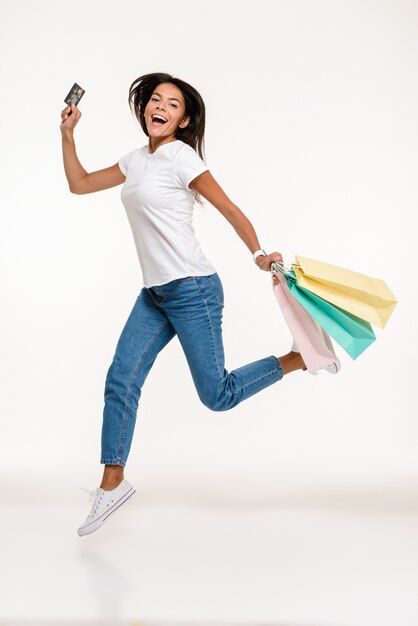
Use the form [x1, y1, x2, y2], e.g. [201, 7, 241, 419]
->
[101, 273, 283, 467]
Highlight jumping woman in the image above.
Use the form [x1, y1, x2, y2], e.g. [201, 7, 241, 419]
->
[60, 72, 339, 537]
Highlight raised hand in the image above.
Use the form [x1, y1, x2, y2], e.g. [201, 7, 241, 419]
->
[60, 104, 82, 134]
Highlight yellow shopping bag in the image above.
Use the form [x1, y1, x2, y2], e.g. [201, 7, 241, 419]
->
[292, 255, 398, 329]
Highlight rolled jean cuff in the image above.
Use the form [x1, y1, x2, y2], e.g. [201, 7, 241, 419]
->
[100, 458, 126, 468]
[271, 355, 283, 377]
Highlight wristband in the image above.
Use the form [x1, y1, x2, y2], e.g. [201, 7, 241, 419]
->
[252, 249, 266, 264]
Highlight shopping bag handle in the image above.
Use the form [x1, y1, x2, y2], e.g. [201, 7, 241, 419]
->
[271, 260, 302, 274]
[271, 261, 297, 277]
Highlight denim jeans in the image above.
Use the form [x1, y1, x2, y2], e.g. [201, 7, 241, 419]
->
[101, 273, 283, 467]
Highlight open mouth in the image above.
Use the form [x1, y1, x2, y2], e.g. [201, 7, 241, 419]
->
[151, 114, 168, 127]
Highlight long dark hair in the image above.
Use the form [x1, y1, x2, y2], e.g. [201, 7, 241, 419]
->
[127, 72, 207, 207]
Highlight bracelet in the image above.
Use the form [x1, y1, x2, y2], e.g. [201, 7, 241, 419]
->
[252, 249, 266, 264]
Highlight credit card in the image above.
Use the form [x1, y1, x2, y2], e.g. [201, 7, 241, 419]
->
[64, 83, 85, 106]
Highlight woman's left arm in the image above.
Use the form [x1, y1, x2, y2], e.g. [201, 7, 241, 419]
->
[190, 171, 283, 274]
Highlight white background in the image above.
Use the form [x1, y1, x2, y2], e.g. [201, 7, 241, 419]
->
[1, 0, 417, 502]
[2, 1, 418, 623]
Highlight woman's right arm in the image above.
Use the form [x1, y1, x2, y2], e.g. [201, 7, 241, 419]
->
[60, 104, 126, 194]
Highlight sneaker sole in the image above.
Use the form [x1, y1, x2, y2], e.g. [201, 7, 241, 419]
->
[310, 360, 341, 376]
[324, 360, 341, 374]
[77, 486, 136, 537]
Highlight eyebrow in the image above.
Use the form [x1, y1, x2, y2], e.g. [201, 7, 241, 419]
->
[152, 92, 181, 104]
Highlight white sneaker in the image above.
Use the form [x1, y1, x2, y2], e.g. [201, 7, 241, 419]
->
[77, 479, 136, 537]
[290, 338, 341, 375]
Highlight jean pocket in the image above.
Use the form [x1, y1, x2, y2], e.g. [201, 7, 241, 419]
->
[206, 273, 224, 306]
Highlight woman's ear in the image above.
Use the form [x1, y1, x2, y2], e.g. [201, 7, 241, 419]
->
[180, 116, 190, 129]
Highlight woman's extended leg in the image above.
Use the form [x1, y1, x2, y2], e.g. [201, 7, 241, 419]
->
[154, 273, 305, 412]
[77, 288, 177, 536]
[100, 287, 176, 485]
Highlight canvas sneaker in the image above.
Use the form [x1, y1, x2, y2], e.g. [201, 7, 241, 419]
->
[291, 338, 341, 375]
[77, 479, 136, 537]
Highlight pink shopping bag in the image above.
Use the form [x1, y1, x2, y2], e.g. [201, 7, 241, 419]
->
[273, 271, 337, 374]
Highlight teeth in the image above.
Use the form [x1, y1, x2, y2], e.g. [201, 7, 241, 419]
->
[152, 114, 167, 122]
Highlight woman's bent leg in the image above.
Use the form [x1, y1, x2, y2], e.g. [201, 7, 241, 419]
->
[157, 273, 284, 412]
[101, 288, 176, 467]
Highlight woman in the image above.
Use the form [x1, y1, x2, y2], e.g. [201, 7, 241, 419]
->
[60, 72, 338, 537]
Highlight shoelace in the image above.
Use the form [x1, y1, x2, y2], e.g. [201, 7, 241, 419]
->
[79, 486, 104, 519]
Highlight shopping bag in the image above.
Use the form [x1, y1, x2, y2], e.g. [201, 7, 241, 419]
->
[273, 265, 376, 359]
[272, 270, 338, 374]
[292, 255, 397, 329]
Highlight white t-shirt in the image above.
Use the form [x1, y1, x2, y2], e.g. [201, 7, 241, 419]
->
[118, 139, 217, 288]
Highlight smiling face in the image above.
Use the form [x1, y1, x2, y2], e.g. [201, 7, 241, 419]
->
[144, 82, 190, 142]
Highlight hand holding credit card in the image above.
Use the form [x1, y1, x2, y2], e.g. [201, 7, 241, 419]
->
[61, 83, 85, 132]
